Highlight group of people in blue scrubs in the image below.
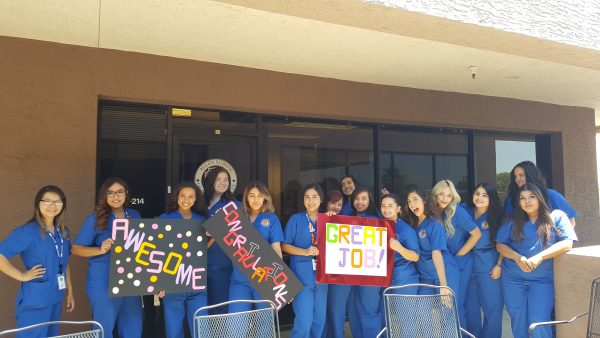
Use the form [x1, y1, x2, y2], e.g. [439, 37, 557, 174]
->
[0, 161, 578, 338]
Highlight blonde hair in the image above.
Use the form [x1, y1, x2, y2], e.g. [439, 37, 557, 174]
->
[242, 180, 275, 214]
[432, 179, 461, 237]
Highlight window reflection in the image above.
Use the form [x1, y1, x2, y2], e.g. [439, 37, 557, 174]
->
[379, 129, 468, 199]
[474, 133, 537, 199]
[267, 119, 373, 224]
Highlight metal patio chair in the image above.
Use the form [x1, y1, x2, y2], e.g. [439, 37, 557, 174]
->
[193, 299, 280, 338]
[0, 320, 103, 338]
[376, 284, 475, 338]
[529, 276, 600, 338]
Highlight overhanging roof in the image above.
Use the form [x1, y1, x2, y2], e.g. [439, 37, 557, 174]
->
[1, 0, 599, 122]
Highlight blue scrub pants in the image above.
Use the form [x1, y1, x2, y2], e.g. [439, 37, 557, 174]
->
[465, 272, 503, 338]
[325, 284, 359, 338]
[15, 301, 61, 338]
[291, 284, 328, 338]
[502, 274, 554, 338]
[163, 291, 208, 338]
[228, 280, 269, 312]
[455, 255, 473, 328]
[207, 262, 232, 314]
[349, 286, 383, 338]
[88, 288, 142, 338]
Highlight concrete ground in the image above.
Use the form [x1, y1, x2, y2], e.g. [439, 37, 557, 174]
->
[281, 310, 513, 337]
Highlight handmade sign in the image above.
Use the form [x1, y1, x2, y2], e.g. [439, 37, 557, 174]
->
[108, 218, 207, 297]
[203, 201, 303, 310]
[316, 214, 395, 287]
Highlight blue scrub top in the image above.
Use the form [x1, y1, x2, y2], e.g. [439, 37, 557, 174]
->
[283, 212, 318, 286]
[504, 188, 576, 219]
[462, 205, 500, 274]
[207, 198, 240, 271]
[392, 219, 420, 276]
[495, 209, 577, 280]
[74, 208, 141, 292]
[414, 218, 453, 280]
[443, 206, 478, 256]
[0, 221, 70, 308]
[231, 212, 284, 284]
[341, 197, 353, 216]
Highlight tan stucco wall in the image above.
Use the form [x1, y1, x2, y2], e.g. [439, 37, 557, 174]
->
[0, 35, 598, 329]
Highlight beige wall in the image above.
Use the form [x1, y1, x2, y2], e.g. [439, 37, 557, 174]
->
[0, 35, 598, 328]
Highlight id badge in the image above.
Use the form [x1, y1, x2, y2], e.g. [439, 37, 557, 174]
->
[57, 274, 66, 290]
[312, 258, 317, 271]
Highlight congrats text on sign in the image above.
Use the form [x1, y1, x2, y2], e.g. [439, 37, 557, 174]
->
[108, 219, 207, 297]
[202, 202, 303, 310]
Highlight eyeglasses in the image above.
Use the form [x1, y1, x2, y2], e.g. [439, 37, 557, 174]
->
[40, 199, 64, 207]
[106, 190, 127, 198]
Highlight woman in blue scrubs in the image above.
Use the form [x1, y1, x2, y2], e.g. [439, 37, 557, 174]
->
[282, 183, 328, 338]
[348, 187, 383, 338]
[159, 182, 208, 338]
[0, 186, 74, 337]
[496, 183, 577, 338]
[202, 166, 238, 313]
[404, 188, 459, 300]
[72, 177, 142, 338]
[432, 180, 481, 328]
[339, 175, 358, 216]
[462, 183, 504, 338]
[380, 193, 420, 294]
[228, 180, 284, 312]
[505, 161, 576, 226]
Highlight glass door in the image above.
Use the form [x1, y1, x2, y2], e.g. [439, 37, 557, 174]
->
[172, 132, 257, 201]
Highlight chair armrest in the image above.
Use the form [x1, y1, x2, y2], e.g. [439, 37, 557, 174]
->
[376, 327, 387, 338]
[460, 327, 476, 338]
[528, 312, 588, 336]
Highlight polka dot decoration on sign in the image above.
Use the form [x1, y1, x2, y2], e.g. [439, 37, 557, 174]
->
[109, 218, 207, 296]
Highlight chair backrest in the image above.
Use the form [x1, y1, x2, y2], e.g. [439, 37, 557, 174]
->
[382, 284, 462, 338]
[193, 299, 280, 338]
[0, 321, 103, 338]
[588, 277, 600, 338]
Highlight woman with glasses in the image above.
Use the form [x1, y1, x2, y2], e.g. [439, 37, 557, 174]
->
[72, 177, 142, 338]
[0, 186, 74, 337]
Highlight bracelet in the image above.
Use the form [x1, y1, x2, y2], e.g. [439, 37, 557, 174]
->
[494, 264, 502, 268]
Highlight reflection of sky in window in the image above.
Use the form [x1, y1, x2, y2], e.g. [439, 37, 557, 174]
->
[495, 140, 536, 173]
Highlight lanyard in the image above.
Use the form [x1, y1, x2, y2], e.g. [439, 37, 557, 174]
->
[305, 213, 317, 245]
[47, 229, 64, 274]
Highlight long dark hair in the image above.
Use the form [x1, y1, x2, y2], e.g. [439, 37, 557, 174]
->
[31, 185, 68, 237]
[512, 183, 561, 246]
[381, 193, 403, 219]
[242, 180, 274, 214]
[203, 166, 234, 206]
[302, 183, 324, 212]
[166, 181, 208, 216]
[403, 187, 436, 228]
[95, 177, 130, 231]
[468, 183, 503, 241]
[507, 161, 548, 210]
[350, 186, 377, 217]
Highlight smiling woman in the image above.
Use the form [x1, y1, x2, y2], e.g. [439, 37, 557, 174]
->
[0, 185, 73, 338]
